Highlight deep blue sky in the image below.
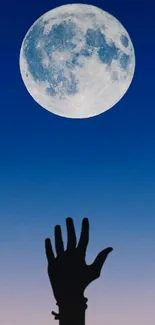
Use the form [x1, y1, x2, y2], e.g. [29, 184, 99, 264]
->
[0, 1, 155, 325]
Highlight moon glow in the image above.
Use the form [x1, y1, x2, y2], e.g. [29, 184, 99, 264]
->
[19, 4, 135, 118]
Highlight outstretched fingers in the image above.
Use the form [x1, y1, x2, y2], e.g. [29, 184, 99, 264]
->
[77, 218, 89, 255]
[45, 238, 55, 263]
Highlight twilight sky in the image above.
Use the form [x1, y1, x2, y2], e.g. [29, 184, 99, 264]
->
[0, 1, 155, 325]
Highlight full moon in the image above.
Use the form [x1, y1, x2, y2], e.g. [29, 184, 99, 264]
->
[19, 4, 135, 118]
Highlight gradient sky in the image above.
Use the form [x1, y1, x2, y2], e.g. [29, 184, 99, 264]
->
[0, 1, 155, 324]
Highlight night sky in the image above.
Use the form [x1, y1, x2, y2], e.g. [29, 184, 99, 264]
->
[0, 1, 155, 325]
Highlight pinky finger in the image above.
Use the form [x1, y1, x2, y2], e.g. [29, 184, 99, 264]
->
[45, 238, 55, 263]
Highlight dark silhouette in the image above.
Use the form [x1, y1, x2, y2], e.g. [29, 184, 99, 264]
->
[45, 217, 113, 325]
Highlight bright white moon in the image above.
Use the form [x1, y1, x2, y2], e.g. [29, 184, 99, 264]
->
[19, 4, 135, 118]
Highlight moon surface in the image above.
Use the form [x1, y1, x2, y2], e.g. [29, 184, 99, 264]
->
[19, 4, 135, 119]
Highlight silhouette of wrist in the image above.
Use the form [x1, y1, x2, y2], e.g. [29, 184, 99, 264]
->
[52, 297, 88, 325]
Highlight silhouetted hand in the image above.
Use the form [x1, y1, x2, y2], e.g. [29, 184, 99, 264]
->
[45, 217, 113, 308]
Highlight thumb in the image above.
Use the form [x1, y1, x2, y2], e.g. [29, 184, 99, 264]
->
[91, 247, 113, 278]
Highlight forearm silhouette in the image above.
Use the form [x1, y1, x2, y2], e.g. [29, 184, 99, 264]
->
[45, 217, 113, 325]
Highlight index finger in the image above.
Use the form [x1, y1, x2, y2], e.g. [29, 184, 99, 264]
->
[77, 218, 89, 254]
